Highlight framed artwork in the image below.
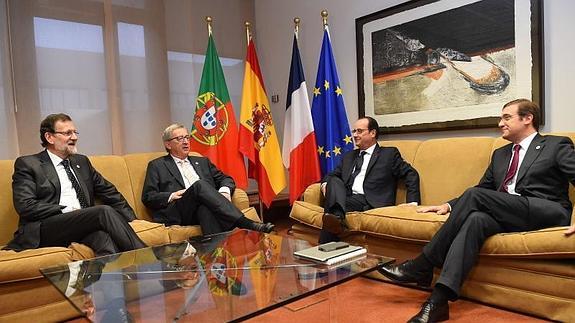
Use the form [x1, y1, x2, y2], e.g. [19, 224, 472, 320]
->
[356, 0, 543, 134]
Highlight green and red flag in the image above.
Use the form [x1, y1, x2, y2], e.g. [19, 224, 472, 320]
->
[190, 34, 248, 188]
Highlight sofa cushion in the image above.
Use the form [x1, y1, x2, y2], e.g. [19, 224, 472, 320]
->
[481, 226, 575, 258]
[123, 152, 166, 221]
[290, 201, 363, 232]
[413, 137, 495, 205]
[0, 160, 16, 246]
[0, 247, 74, 283]
[89, 155, 137, 211]
[130, 219, 169, 246]
[361, 206, 446, 242]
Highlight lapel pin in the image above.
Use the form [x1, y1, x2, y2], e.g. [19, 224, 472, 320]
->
[76, 165, 80, 168]
[195, 162, 199, 165]
[535, 145, 541, 150]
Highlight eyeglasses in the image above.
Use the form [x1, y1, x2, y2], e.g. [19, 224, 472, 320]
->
[168, 135, 190, 142]
[351, 128, 369, 134]
[500, 114, 518, 122]
[52, 130, 79, 137]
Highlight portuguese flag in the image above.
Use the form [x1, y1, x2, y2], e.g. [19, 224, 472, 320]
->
[190, 34, 248, 189]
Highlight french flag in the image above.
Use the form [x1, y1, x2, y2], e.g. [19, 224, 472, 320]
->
[282, 33, 321, 204]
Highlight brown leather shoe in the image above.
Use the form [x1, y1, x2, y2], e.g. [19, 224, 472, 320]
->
[322, 213, 348, 235]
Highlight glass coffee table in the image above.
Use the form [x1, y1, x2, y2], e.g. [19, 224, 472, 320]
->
[41, 229, 393, 322]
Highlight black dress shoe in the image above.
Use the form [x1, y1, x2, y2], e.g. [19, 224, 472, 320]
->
[322, 213, 348, 235]
[408, 301, 449, 323]
[250, 222, 275, 233]
[377, 260, 433, 287]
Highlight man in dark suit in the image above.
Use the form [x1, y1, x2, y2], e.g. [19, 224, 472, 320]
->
[142, 123, 274, 235]
[378, 99, 575, 323]
[319, 117, 420, 243]
[6, 113, 146, 256]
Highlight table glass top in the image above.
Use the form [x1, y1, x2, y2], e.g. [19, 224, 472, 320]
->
[41, 229, 393, 322]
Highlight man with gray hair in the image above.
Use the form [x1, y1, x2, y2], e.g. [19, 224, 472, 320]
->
[142, 123, 274, 234]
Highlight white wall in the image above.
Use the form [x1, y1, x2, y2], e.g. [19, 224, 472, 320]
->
[254, 0, 574, 141]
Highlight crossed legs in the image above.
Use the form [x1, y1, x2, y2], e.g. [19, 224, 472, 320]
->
[40, 205, 147, 256]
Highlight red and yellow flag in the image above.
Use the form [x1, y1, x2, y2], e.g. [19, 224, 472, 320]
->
[239, 38, 286, 207]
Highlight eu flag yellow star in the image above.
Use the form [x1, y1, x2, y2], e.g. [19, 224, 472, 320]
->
[335, 86, 343, 96]
[317, 146, 325, 154]
[324, 80, 330, 90]
[333, 146, 342, 156]
[343, 134, 353, 145]
[313, 87, 321, 97]
[325, 150, 331, 158]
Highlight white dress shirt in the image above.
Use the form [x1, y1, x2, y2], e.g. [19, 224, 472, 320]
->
[351, 143, 377, 195]
[169, 155, 231, 202]
[47, 150, 81, 213]
[505, 132, 537, 195]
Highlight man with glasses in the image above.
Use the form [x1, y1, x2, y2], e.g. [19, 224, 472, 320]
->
[319, 116, 420, 243]
[142, 123, 274, 235]
[378, 99, 575, 322]
[5, 113, 147, 256]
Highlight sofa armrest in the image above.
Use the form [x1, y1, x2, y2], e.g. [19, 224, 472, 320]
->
[302, 183, 324, 206]
[232, 188, 249, 210]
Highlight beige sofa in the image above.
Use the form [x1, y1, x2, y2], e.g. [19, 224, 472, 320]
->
[0, 152, 259, 322]
[289, 134, 575, 322]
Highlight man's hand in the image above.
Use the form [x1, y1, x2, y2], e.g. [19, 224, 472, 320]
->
[565, 225, 575, 236]
[417, 203, 450, 215]
[221, 191, 231, 201]
[169, 189, 187, 203]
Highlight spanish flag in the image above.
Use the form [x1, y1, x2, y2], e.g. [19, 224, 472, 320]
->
[239, 37, 286, 207]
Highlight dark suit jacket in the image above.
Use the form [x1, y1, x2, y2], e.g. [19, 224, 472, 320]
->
[323, 144, 420, 208]
[7, 150, 136, 251]
[141, 154, 235, 223]
[450, 134, 575, 228]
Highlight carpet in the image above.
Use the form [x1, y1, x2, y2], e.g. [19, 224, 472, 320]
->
[245, 277, 549, 323]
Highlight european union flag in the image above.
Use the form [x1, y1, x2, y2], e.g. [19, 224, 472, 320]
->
[311, 28, 353, 176]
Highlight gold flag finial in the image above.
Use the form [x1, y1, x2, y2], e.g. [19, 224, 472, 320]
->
[206, 16, 213, 35]
[294, 17, 300, 36]
[321, 10, 328, 27]
[244, 21, 251, 44]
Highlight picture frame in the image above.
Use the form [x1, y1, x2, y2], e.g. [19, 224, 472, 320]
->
[356, 0, 543, 134]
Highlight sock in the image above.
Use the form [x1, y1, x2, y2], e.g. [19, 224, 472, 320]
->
[326, 205, 345, 218]
[235, 216, 254, 229]
[411, 253, 434, 272]
[429, 283, 454, 304]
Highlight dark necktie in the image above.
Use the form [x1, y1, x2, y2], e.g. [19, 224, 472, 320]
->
[500, 144, 521, 193]
[348, 151, 366, 186]
[61, 159, 89, 209]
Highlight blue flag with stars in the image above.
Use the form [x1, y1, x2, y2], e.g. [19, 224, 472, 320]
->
[311, 28, 353, 176]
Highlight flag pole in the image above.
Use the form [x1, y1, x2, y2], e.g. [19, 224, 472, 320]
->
[244, 21, 251, 44]
[294, 17, 300, 38]
[206, 16, 212, 36]
[321, 9, 328, 29]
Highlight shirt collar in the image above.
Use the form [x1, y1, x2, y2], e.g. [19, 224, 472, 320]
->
[361, 143, 377, 155]
[46, 149, 65, 167]
[517, 132, 538, 151]
[171, 154, 188, 164]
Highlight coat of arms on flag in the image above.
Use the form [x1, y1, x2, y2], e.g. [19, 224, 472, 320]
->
[191, 92, 229, 146]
